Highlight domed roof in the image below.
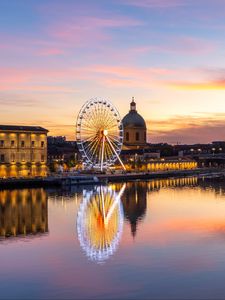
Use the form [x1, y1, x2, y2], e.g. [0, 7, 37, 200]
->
[122, 111, 146, 128]
[122, 97, 146, 129]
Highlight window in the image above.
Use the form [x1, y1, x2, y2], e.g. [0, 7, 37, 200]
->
[21, 154, 25, 162]
[0, 140, 4, 147]
[126, 132, 129, 141]
[41, 141, 44, 148]
[0, 154, 5, 162]
[31, 154, 35, 162]
[11, 140, 15, 147]
[41, 155, 45, 162]
[31, 141, 35, 147]
[136, 132, 140, 141]
[11, 153, 15, 162]
[21, 141, 25, 148]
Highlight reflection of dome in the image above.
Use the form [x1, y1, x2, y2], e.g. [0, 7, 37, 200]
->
[122, 97, 147, 148]
[121, 182, 147, 237]
[77, 185, 124, 263]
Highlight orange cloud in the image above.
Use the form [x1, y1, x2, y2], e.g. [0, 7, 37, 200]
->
[147, 113, 225, 143]
[169, 79, 225, 90]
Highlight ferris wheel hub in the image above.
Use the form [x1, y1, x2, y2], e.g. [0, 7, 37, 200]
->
[103, 129, 108, 136]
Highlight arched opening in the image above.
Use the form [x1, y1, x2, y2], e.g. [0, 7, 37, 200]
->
[126, 132, 129, 141]
[136, 132, 140, 141]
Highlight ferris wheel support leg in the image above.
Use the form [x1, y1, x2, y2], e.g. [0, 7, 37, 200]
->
[100, 136, 105, 172]
[106, 136, 126, 171]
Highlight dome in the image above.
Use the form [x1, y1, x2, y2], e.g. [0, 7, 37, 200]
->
[122, 111, 146, 129]
[122, 97, 146, 129]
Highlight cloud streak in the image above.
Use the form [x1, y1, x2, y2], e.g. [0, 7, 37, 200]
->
[122, 0, 188, 8]
[148, 113, 225, 143]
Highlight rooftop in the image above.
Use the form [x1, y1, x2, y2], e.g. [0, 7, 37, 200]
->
[0, 125, 48, 133]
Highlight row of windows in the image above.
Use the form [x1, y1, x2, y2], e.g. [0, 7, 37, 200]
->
[0, 154, 45, 163]
[126, 132, 146, 142]
[0, 140, 45, 148]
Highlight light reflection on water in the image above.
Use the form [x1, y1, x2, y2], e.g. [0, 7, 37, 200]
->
[77, 185, 125, 263]
[1, 177, 225, 299]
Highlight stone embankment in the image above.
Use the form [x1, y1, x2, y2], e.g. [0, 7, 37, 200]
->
[0, 168, 225, 190]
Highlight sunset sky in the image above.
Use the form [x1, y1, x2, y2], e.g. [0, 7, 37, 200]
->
[1, 0, 225, 144]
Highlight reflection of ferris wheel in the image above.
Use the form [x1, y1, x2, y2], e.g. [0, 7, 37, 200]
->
[76, 97, 125, 170]
[77, 184, 125, 263]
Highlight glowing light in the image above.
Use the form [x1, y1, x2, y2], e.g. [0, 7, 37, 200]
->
[76, 185, 125, 263]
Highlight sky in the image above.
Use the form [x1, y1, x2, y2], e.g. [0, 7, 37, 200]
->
[0, 0, 225, 144]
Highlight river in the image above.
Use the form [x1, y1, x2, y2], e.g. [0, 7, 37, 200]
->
[1, 177, 225, 299]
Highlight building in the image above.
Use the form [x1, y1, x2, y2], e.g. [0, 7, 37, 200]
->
[0, 125, 48, 178]
[122, 97, 147, 149]
[47, 136, 66, 145]
[119, 99, 198, 172]
[47, 136, 78, 171]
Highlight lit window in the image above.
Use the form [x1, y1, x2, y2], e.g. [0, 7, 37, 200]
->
[21, 154, 25, 162]
[41, 155, 45, 162]
[11, 153, 15, 162]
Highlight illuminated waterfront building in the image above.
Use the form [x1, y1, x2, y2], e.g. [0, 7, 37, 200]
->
[0, 125, 48, 178]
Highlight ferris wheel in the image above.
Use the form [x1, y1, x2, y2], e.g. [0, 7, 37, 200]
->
[76, 184, 125, 263]
[76, 97, 125, 170]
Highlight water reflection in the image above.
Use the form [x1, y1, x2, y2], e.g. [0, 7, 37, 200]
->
[1, 177, 225, 298]
[121, 182, 147, 237]
[0, 189, 48, 239]
[77, 184, 125, 263]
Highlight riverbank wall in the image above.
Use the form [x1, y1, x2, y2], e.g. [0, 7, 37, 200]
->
[0, 168, 225, 190]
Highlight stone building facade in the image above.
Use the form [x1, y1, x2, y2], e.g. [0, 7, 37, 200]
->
[0, 125, 48, 178]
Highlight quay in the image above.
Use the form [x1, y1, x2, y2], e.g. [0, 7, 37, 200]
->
[0, 168, 225, 189]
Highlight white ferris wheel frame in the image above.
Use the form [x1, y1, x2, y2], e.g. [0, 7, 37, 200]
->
[76, 97, 126, 171]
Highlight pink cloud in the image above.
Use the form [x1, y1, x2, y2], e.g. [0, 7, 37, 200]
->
[37, 47, 65, 56]
[132, 36, 216, 56]
[122, 0, 188, 8]
[46, 16, 143, 46]
[0, 64, 175, 92]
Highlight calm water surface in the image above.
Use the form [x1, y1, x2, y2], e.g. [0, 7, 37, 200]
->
[1, 177, 225, 299]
